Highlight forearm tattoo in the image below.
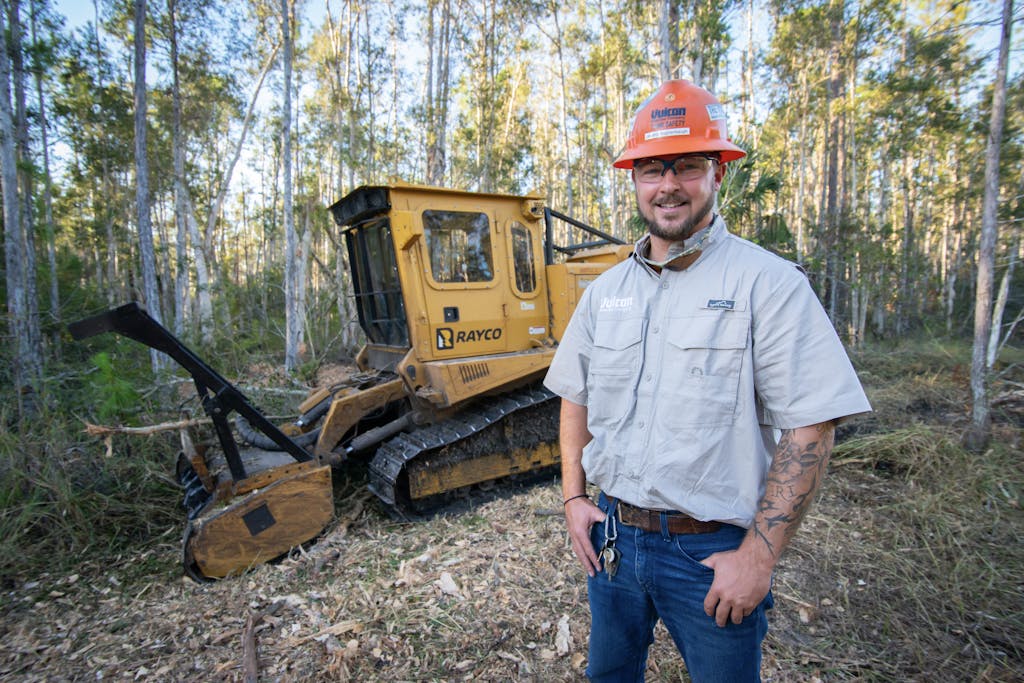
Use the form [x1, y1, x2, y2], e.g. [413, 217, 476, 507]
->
[752, 423, 835, 559]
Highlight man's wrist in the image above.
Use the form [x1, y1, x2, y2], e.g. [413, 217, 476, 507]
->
[741, 526, 782, 570]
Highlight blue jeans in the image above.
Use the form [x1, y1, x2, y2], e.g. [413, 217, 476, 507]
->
[586, 494, 772, 682]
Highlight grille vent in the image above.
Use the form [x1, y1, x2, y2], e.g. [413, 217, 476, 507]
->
[459, 363, 490, 384]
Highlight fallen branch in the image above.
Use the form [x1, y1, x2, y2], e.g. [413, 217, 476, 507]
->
[81, 417, 211, 438]
[286, 619, 362, 646]
[242, 611, 261, 683]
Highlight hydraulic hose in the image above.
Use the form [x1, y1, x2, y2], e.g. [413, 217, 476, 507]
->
[235, 415, 321, 450]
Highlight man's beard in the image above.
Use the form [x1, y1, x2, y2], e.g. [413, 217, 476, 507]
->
[640, 191, 715, 242]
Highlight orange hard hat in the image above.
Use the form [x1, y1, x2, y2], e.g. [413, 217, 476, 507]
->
[614, 79, 746, 168]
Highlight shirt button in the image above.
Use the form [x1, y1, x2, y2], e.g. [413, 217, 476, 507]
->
[638, 421, 645, 429]
[661, 282, 669, 290]
[652, 326, 660, 334]
[645, 374, 652, 381]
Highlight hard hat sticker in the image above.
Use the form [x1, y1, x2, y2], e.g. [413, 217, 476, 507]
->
[645, 127, 690, 140]
[706, 103, 726, 120]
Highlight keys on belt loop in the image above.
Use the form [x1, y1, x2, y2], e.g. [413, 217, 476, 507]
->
[600, 500, 620, 580]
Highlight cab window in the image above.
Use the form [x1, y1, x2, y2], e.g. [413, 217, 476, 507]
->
[510, 222, 536, 293]
[423, 210, 494, 283]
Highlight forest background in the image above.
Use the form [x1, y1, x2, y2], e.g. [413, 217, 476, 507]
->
[1, 0, 1021, 401]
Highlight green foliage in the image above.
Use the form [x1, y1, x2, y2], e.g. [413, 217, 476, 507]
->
[718, 138, 783, 243]
[86, 353, 141, 422]
[751, 213, 795, 259]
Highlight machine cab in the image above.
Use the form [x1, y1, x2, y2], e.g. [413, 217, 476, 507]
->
[331, 182, 554, 406]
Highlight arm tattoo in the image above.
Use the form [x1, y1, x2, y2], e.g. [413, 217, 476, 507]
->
[751, 423, 834, 559]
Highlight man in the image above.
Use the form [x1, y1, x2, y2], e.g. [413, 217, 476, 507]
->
[543, 79, 871, 682]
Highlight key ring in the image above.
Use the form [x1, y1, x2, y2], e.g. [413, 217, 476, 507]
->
[603, 502, 618, 544]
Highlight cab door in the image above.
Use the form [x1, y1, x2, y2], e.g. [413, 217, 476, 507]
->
[415, 206, 509, 360]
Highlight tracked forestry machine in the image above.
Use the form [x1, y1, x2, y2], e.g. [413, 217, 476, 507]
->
[70, 181, 630, 580]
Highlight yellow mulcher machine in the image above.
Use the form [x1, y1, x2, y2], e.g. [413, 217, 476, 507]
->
[70, 181, 630, 580]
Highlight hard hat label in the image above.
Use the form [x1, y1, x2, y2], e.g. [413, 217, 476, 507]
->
[706, 103, 726, 120]
[645, 127, 690, 141]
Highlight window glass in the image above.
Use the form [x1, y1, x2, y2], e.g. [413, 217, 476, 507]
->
[345, 218, 408, 346]
[511, 222, 536, 293]
[423, 210, 494, 283]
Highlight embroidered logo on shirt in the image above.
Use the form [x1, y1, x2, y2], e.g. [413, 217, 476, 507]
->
[706, 299, 735, 310]
[600, 296, 634, 311]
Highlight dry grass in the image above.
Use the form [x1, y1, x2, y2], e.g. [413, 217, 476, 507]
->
[1, 345, 1022, 682]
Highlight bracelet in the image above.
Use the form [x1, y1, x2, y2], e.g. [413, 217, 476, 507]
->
[563, 494, 589, 506]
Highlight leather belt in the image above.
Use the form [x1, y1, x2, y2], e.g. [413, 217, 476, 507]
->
[614, 498, 721, 535]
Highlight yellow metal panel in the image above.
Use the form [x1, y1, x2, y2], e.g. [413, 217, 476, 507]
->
[419, 347, 556, 407]
[546, 262, 611, 341]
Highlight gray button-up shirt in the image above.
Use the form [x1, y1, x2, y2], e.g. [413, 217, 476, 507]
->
[544, 216, 871, 527]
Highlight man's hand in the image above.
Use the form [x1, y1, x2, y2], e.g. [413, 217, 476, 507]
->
[558, 398, 601, 576]
[700, 542, 773, 627]
[565, 497, 606, 577]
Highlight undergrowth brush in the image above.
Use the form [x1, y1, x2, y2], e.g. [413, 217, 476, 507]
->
[0, 396, 182, 586]
[819, 342, 1024, 680]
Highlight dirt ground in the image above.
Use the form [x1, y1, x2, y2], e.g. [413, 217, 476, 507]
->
[1, 453, 1020, 683]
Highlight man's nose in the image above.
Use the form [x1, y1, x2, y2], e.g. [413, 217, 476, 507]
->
[656, 169, 685, 190]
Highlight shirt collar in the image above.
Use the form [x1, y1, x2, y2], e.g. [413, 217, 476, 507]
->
[633, 214, 725, 271]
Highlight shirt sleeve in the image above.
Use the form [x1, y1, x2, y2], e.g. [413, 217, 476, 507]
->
[543, 284, 597, 405]
[750, 266, 872, 429]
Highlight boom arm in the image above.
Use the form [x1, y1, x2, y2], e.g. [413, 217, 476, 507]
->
[68, 303, 313, 481]
[543, 207, 626, 264]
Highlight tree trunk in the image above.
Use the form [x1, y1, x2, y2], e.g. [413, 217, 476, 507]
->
[965, 0, 1013, 453]
[552, 3, 573, 215]
[424, 0, 454, 186]
[659, 0, 672, 81]
[30, 0, 60, 358]
[0, 0, 38, 414]
[168, 0, 190, 336]
[824, 0, 843, 322]
[796, 70, 808, 262]
[133, 0, 163, 372]
[282, 0, 301, 371]
[742, 0, 754, 136]
[11, 0, 40, 370]
[988, 233, 1017, 368]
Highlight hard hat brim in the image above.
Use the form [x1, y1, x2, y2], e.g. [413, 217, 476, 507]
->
[613, 140, 747, 169]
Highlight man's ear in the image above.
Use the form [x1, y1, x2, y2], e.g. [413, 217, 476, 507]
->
[712, 160, 729, 189]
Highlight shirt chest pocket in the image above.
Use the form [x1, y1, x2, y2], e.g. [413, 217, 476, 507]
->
[586, 318, 643, 428]
[590, 318, 643, 376]
[662, 313, 749, 428]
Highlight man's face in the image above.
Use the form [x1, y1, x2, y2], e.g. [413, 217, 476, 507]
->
[633, 155, 725, 241]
